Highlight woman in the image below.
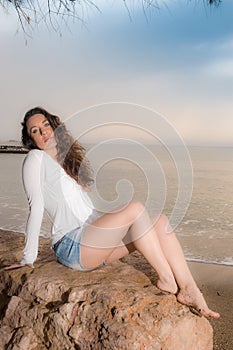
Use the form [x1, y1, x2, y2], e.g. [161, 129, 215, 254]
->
[5, 107, 219, 319]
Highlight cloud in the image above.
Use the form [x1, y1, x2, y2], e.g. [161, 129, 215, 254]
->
[0, 0, 233, 145]
[204, 59, 233, 78]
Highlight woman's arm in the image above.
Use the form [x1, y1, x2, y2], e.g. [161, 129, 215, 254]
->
[4, 263, 34, 270]
[4, 150, 44, 270]
[20, 150, 45, 265]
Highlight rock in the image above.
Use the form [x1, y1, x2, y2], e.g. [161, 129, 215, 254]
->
[0, 230, 213, 350]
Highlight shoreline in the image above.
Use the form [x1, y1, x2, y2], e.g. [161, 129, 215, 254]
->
[1, 228, 232, 267]
[186, 258, 233, 267]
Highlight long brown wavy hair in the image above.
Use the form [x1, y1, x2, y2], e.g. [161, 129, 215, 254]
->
[21, 107, 93, 188]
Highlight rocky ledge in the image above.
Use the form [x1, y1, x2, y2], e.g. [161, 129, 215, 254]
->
[0, 230, 213, 350]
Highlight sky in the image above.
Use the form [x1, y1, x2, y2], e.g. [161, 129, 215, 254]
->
[0, 0, 233, 145]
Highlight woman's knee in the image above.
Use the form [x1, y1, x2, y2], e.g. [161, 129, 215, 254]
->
[127, 200, 146, 219]
[154, 214, 172, 233]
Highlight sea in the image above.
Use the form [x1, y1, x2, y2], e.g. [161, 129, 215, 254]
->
[0, 145, 232, 266]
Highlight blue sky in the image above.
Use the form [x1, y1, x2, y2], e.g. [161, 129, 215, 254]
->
[0, 0, 233, 145]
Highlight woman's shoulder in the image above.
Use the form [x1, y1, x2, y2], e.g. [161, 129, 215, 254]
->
[23, 149, 44, 165]
[27, 149, 43, 157]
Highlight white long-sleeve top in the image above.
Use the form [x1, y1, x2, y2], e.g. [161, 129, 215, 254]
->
[21, 149, 95, 265]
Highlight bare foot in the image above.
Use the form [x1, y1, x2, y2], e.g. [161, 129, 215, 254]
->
[177, 287, 220, 319]
[157, 277, 178, 295]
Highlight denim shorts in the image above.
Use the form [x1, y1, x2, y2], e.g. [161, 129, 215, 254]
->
[53, 221, 106, 271]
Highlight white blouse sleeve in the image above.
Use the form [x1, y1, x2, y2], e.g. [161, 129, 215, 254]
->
[21, 150, 44, 265]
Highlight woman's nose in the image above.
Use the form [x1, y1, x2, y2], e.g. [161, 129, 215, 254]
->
[40, 127, 47, 136]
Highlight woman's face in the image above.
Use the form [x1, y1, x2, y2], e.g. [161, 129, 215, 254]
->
[26, 113, 56, 151]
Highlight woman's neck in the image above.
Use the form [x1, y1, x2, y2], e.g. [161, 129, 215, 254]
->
[44, 147, 58, 161]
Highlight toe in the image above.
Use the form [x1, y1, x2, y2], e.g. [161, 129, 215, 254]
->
[200, 309, 220, 319]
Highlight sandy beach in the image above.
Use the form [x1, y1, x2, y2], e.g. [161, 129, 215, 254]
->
[121, 253, 233, 350]
[187, 261, 233, 350]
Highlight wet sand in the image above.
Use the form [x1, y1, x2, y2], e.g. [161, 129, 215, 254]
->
[188, 261, 233, 350]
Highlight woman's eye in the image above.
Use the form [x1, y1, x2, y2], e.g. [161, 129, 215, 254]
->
[31, 128, 39, 134]
[44, 122, 50, 127]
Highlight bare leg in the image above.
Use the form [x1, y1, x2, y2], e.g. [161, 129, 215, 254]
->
[104, 242, 134, 263]
[152, 214, 220, 318]
[81, 201, 178, 294]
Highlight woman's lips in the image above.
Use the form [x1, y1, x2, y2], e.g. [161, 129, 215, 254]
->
[44, 136, 54, 143]
[44, 136, 57, 148]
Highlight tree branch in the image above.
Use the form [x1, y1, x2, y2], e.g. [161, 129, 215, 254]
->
[0, 0, 222, 35]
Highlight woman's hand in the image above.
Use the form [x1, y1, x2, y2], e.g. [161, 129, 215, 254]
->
[4, 263, 34, 270]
